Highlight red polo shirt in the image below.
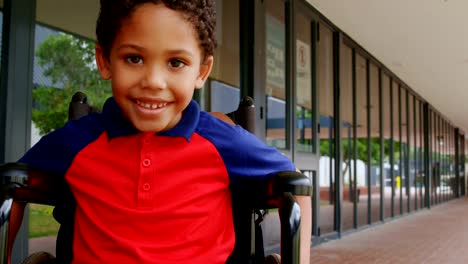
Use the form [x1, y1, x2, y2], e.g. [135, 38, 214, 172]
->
[20, 98, 295, 263]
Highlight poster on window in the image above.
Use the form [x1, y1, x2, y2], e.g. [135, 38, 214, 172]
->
[266, 14, 285, 98]
[296, 39, 311, 107]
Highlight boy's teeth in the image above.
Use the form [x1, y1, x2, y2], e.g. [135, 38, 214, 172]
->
[137, 100, 167, 109]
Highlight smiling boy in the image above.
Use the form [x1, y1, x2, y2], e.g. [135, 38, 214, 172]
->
[95, 2, 214, 133]
[16, 0, 311, 263]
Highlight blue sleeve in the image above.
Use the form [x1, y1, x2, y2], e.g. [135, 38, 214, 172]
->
[197, 113, 295, 186]
[19, 114, 104, 176]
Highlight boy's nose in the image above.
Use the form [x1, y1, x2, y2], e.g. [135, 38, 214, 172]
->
[142, 67, 167, 90]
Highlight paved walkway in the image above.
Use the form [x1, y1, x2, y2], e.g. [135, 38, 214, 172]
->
[309, 197, 468, 263]
[29, 197, 468, 263]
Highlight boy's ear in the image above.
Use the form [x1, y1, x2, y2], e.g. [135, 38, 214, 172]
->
[95, 44, 111, 80]
[195, 55, 214, 89]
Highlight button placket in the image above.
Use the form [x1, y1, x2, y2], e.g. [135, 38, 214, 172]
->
[138, 134, 155, 208]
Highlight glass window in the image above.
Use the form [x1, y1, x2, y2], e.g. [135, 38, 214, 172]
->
[31, 26, 110, 143]
[442, 120, 447, 201]
[211, 0, 240, 87]
[295, 13, 313, 153]
[355, 53, 368, 227]
[408, 94, 415, 212]
[318, 22, 335, 234]
[442, 119, 447, 202]
[393, 82, 403, 214]
[265, 0, 287, 148]
[432, 113, 440, 204]
[461, 136, 468, 195]
[415, 99, 424, 209]
[449, 125, 454, 199]
[382, 73, 392, 219]
[31, 1, 108, 255]
[340, 43, 355, 231]
[369, 63, 380, 224]
[317, 23, 335, 233]
[207, 0, 241, 112]
[401, 88, 408, 213]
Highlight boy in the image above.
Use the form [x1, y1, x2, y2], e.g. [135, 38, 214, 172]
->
[15, 0, 311, 263]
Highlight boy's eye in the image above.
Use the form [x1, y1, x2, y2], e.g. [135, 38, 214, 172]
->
[126, 55, 143, 64]
[168, 59, 185, 69]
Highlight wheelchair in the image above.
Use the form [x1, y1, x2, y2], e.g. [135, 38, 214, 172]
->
[1, 92, 311, 264]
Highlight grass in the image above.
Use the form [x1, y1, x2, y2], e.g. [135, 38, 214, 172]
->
[29, 204, 60, 238]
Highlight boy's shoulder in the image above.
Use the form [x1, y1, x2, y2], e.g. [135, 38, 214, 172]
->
[19, 112, 107, 174]
[197, 111, 243, 136]
[195, 110, 295, 179]
[195, 110, 265, 150]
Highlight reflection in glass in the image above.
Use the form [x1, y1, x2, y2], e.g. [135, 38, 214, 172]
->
[465, 138, 468, 198]
[211, 0, 240, 88]
[463, 137, 467, 197]
[442, 120, 447, 202]
[433, 113, 440, 204]
[295, 13, 313, 153]
[340, 44, 355, 231]
[318, 23, 335, 234]
[442, 119, 446, 202]
[355, 54, 368, 227]
[451, 125, 454, 199]
[31, 17, 111, 256]
[32, 26, 111, 144]
[369, 63, 381, 223]
[447, 126, 450, 200]
[408, 94, 414, 212]
[393, 82, 402, 215]
[382, 73, 392, 219]
[401, 89, 408, 213]
[265, 0, 286, 148]
[446, 122, 451, 201]
[206, 0, 241, 112]
[415, 100, 424, 209]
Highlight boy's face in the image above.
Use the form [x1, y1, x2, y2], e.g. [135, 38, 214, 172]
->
[96, 3, 213, 133]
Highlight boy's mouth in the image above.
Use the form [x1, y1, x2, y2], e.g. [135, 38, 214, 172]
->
[136, 99, 168, 110]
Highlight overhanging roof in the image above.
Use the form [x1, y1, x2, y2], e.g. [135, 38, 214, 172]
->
[307, 0, 468, 133]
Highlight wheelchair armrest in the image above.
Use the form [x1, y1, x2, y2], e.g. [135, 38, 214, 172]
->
[1, 163, 60, 205]
[1, 163, 61, 264]
[236, 170, 311, 208]
[231, 171, 310, 264]
[262, 171, 312, 199]
[260, 171, 310, 264]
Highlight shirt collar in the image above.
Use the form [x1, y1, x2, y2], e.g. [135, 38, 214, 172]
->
[102, 97, 200, 141]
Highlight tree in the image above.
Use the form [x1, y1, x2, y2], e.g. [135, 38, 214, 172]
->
[33, 33, 111, 135]
[320, 135, 402, 188]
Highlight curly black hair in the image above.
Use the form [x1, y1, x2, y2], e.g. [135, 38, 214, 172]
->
[96, 0, 217, 60]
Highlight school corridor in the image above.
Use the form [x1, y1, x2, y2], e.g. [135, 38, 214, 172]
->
[308, 197, 468, 263]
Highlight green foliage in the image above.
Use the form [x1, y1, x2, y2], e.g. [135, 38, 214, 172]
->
[29, 204, 60, 238]
[33, 33, 111, 135]
[321, 137, 402, 165]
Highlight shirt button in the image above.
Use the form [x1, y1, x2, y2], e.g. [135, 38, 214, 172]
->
[143, 138, 151, 145]
[142, 159, 151, 167]
[142, 183, 151, 191]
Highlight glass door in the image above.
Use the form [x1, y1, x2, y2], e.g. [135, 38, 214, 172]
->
[256, 0, 321, 240]
[294, 1, 322, 237]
